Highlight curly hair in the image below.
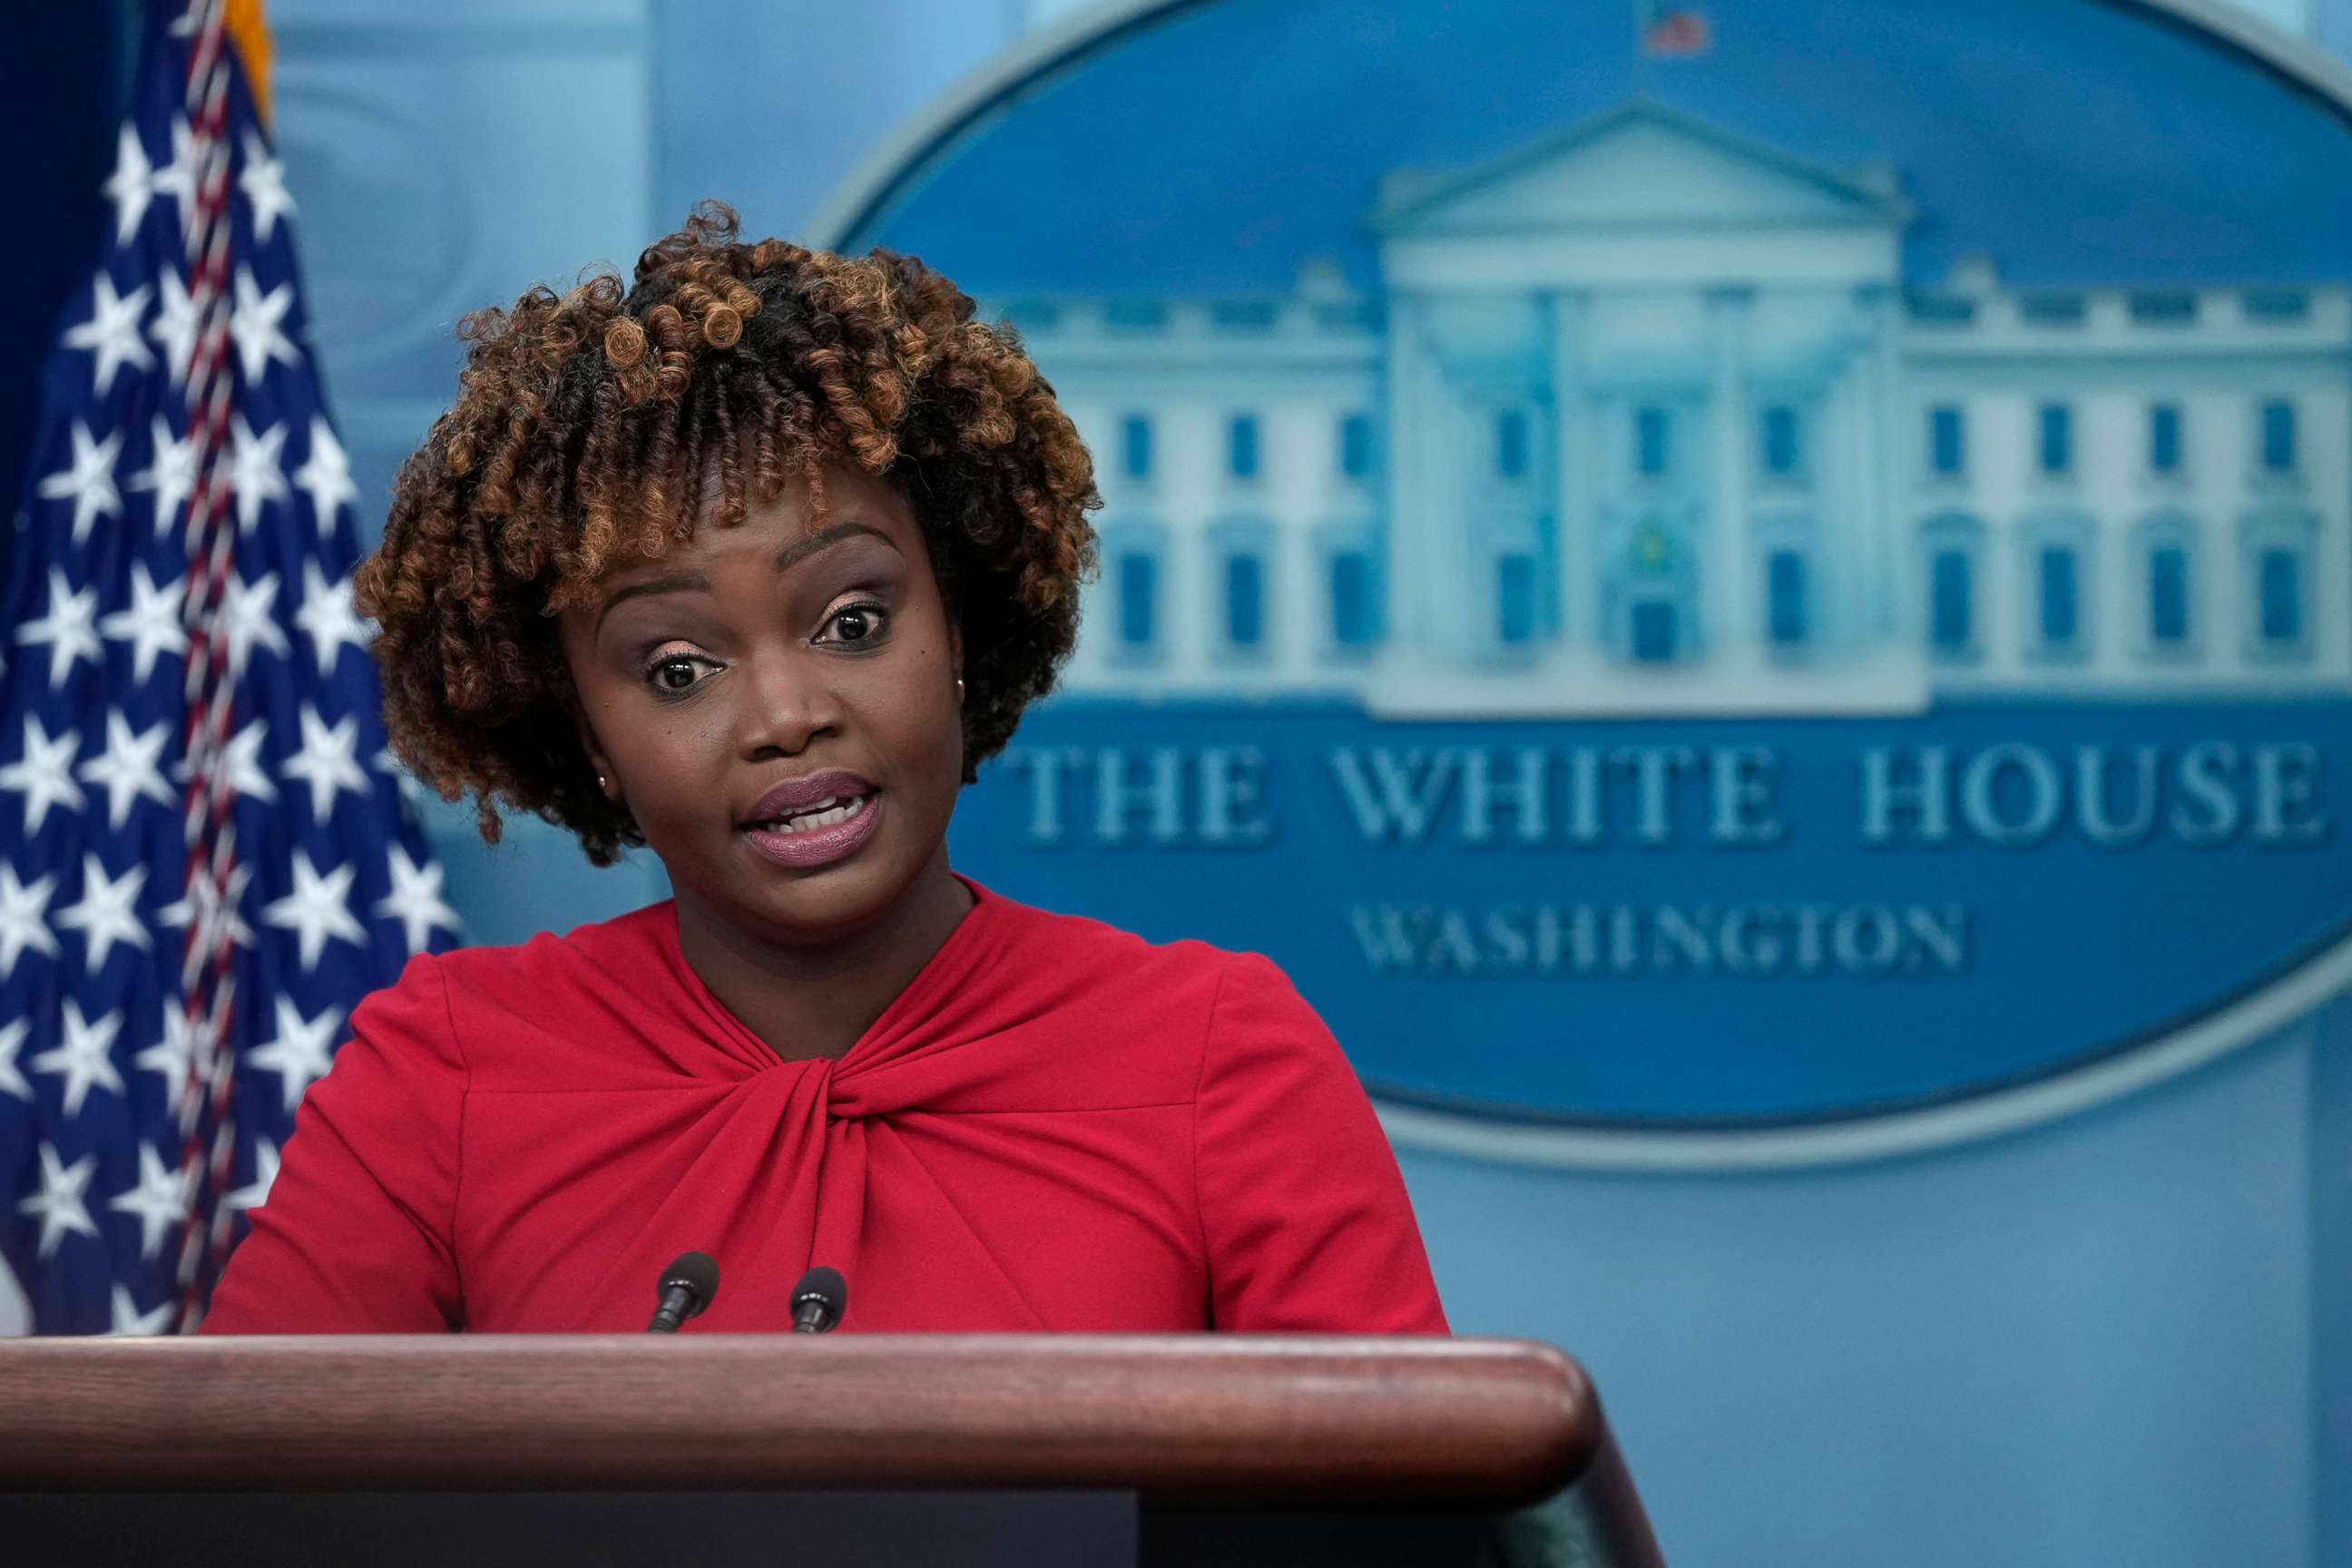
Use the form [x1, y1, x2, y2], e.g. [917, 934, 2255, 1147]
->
[354, 201, 1101, 867]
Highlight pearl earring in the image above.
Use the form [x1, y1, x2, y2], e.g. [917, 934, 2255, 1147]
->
[597, 773, 607, 791]
[956, 678, 965, 702]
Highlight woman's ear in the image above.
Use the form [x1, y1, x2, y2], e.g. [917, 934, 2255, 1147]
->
[564, 688, 619, 800]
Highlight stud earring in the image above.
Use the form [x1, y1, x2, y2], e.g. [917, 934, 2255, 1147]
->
[956, 678, 965, 703]
[597, 773, 608, 791]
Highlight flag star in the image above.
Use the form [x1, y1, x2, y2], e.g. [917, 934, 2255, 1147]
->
[149, 114, 200, 243]
[129, 414, 199, 534]
[0, 715, 88, 832]
[149, 267, 199, 387]
[63, 271, 156, 396]
[0, 1018, 30, 1101]
[240, 132, 296, 242]
[0, 865, 61, 980]
[229, 413, 289, 534]
[14, 568, 103, 691]
[284, 704, 369, 822]
[292, 417, 358, 528]
[173, 716, 276, 805]
[227, 1138, 280, 1213]
[34, 998, 126, 1119]
[133, 1001, 209, 1124]
[262, 849, 368, 972]
[160, 858, 259, 959]
[108, 1142, 195, 1262]
[17, 1143, 101, 1259]
[103, 122, 155, 243]
[229, 267, 300, 387]
[76, 710, 176, 828]
[220, 569, 290, 675]
[110, 1285, 178, 1338]
[55, 853, 152, 973]
[293, 561, 368, 677]
[36, 420, 125, 545]
[377, 845, 462, 954]
[99, 560, 190, 684]
[248, 995, 343, 1115]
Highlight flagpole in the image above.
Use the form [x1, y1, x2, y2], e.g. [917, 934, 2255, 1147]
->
[168, 0, 249, 1330]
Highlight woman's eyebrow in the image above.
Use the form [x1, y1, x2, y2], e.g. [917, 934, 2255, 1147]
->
[594, 570, 707, 635]
[773, 520, 900, 574]
[594, 522, 903, 635]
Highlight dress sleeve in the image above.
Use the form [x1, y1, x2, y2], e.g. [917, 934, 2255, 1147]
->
[199, 953, 467, 1333]
[1192, 952, 1450, 1333]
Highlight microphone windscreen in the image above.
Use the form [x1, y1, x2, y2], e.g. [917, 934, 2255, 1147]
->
[661, 1250, 720, 1303]
[793, 1265, 847, 1317]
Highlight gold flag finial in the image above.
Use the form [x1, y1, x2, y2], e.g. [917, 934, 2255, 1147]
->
[224, 0, 274, 128]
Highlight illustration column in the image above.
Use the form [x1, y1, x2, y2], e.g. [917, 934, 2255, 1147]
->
[1385, 295, 1461, 665]
[1550, 289, 1596, 659]
[1824, 349, 1866, 656]
[1705, 287, 1757, 661]
[1859, 282, 1905, 647]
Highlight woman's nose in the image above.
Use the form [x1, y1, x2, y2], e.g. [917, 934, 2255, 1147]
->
[732, 645, 840, 757]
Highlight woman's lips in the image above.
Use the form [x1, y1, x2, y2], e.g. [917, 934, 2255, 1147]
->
[742, 769, 877, 825]
[740, 789, 883, 870]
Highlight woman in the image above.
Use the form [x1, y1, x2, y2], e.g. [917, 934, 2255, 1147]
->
[202, 205, 1447, 1335]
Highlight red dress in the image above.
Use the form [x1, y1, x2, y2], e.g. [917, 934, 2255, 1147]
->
[201, 874, 1449, 1334]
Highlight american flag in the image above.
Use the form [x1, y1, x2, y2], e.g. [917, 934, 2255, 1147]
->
[1638, 2, 1712, 57]
[0, 0, 459, 1335]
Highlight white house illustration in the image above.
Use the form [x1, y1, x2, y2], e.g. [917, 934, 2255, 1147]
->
[989, 100, 2352, 715]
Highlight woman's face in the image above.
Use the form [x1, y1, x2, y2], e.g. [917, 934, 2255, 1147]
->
[558, 463, 964, 946]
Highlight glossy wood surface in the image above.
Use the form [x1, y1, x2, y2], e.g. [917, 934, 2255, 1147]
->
[0, 1334, 1597, 1505]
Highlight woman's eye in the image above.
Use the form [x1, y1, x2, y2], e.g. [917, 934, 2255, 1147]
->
[643, 655, 709, 695]
[819, 602, 890, 646]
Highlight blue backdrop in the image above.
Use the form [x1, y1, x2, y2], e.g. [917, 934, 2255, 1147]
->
[9, 3, 2339, 1564]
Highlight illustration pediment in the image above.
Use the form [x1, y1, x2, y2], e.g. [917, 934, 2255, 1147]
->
[1373, 99, 1911, 236]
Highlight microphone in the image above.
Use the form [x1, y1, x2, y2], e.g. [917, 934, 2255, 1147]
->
[789, 1265, 848, 1333]
[646, 1250, 720, 1333]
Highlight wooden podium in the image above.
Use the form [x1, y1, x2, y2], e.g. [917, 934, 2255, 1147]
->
[0, 1335, 1664, 1566]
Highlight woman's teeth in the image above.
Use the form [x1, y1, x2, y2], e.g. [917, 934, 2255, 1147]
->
[754, 794, 871, 835]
